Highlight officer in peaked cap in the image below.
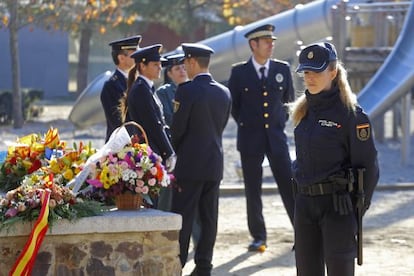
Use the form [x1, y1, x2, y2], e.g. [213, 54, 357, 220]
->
[228, 23, 295, 252]
[296, 42, 338, 73]
[155, 52, 188, 213]
[244, 23, 277, 40]
[130, 43, 166, 63]
[181, 43, 215, 59]
[157, 53, 187, 127]
[121, 43, 176, 175]
[109, 35, 142, 51]
[171, 42, 231, 274]
[101, 35, 142, 142]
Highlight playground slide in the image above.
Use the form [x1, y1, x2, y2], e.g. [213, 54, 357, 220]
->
[69, 0, 377, 128]
[357, 1, 414, 120]
[69, 71, 111, 128]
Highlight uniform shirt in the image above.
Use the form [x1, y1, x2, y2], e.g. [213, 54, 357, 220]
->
[171, 74, 231, 181]
[126, 76, 174, 159]
[292, 86, 379, 203]
[156, 82, 177, 127]
[228, 58, 294, 154]
[100, 69, 128, 142]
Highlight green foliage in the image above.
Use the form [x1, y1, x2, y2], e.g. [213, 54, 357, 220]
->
[0, 200, 103, 233]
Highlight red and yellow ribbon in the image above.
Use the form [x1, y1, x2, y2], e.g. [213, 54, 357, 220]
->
[9, 189, 51, 276]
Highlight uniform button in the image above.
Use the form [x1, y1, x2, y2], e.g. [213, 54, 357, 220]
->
[263, 102, 268, 107]
[263, 92, 268, 96]
[265, 124, 269, 128]
[279, 86, 283, 90]
[264, 113, 269, 118]
[244, 88, 248, 92]
[240, 122, 244, 126]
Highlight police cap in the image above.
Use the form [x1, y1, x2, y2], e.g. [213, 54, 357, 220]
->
[130, 44, 166, 63]
[109, 35, 142, 51]
[296, 42, 338, 73]
[244, 24, 277, 40]
[162, 53, 185, 68]
[181, 43, 214, 59]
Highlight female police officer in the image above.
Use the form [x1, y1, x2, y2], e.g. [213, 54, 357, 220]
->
[291, 42, 379, 276]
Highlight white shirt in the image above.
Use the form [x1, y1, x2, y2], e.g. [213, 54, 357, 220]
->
[139, 75, 154, 90]
[252, 58, 270, 79]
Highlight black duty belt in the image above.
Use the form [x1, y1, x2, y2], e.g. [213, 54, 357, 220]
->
[297, 182, 350, 196]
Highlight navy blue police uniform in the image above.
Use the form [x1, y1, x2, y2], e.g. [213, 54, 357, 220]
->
[127, 44, 174, 161]
[100, 35, 141, 142]
[292, 43, 379, 276]
[228, 24, 295, 251]
[171, 43, 231, 275]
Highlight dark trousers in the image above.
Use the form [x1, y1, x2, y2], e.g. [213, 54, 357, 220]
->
[240, 147, 294, 241]
[294, 194, 356, 276]
[171, 179, 220, 275]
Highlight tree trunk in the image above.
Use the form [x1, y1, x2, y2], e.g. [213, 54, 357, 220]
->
[76, 26, 92, 95]
[9, 1, 24, 128]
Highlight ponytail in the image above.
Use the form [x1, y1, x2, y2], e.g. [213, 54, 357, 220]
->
[119, 64, 138, 122]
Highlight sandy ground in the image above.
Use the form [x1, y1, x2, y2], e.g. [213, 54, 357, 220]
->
[1, 102, 414, 275]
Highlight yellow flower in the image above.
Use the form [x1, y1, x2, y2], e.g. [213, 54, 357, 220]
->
[63, 168, 74, 180]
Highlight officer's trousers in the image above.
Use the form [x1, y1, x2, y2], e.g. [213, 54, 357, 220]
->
[294, 194, 357, 276]
[240, 144, 294, 242]
[171, 179, 220, 275]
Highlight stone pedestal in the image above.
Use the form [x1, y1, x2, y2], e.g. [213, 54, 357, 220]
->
[0, 209, 182, 276]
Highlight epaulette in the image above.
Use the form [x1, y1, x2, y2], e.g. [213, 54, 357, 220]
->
[271, 58, 289, 66]
[110, 74, 118, 81]
[232, 61, 247, 67]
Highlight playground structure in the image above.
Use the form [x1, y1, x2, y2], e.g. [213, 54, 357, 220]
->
[69, 0, 413, 162]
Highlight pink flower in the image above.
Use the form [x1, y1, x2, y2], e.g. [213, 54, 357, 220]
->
[136, 180, 145, 187]
[86, 179, 103, 188]
[5, 208, 18, 218]
[150, 167, 158, 175]
[148, 178, 156, 186]
[141, 186, 149, 194]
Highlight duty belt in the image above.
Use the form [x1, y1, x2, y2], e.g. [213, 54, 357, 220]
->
[297, 182, 350, 196]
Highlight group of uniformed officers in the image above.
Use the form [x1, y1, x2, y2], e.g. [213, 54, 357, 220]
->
[100, 23, 379, 276]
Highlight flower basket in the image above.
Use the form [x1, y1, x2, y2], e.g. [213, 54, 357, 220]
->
[84, 121, 170, 207]
[115, 192, 143, 210]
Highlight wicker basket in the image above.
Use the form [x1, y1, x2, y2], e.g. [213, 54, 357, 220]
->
[115, 192, 143, 210]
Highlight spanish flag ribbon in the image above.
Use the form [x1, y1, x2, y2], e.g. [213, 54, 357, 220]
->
[9, 189, 51, 276]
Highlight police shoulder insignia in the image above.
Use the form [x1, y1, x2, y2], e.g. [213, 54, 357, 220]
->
[173, 100, 180, 113]
[356, 123, 370, 141]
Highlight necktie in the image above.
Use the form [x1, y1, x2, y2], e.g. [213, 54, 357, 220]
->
[151, 86, 155, 94]
[259, 67, 266, 85]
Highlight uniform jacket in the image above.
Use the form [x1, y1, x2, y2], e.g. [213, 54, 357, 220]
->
[156, 82, 176, 127]
[228, 58, 294, 154]
[127, 76, 174, 160]
[100, 69, 127, 142]
[171, 74, 231, 181]
[292, 86, 379, 203]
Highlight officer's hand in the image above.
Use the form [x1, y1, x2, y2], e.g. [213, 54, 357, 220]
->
[332, 191, 353, 215]
[165, 153, 177, 173]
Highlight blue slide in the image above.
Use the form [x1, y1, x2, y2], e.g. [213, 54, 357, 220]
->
[357, 1, 414, 119]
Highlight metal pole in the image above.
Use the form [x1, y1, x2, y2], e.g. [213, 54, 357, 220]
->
[401, 90, 411, 165]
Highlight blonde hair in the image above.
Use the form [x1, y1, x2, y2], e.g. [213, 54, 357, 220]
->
[290, 61, 357, 126]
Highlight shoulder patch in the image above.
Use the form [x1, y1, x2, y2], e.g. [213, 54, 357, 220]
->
[356, 123, 370, 141]
[173, 100, 180, 113]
